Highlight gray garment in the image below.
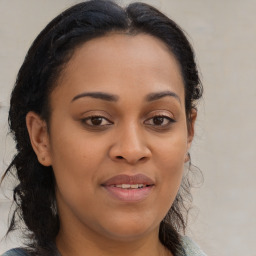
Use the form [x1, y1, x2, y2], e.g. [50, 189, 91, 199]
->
[182, 236, 207, 256]
[1, 237, 206, 256]
[1, 248, 28, 256]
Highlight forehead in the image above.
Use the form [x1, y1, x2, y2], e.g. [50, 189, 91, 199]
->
[53, 33, 185, 104]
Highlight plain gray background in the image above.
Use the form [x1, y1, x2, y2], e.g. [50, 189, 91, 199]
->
[1, 1, 256, 255]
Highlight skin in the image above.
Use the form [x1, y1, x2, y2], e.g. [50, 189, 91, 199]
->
[26, 33, 196, 256]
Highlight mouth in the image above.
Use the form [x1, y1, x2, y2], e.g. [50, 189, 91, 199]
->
[102, 174, 155, 202]
[102, 174, 154, 186]
[110, 184, 151, 189]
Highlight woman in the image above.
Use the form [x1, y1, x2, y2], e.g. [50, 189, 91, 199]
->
[1, 0, 205, 255]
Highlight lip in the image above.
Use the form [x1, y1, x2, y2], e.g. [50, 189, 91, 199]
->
[102, 174, 155, 202]
[102, 174, 154, 186]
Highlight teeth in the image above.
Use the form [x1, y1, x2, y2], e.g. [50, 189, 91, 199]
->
[122, 184, 130, 189]
[114, 184, 144, 189]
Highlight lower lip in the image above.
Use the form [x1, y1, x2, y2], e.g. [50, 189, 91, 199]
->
[103, 186, 153, 202]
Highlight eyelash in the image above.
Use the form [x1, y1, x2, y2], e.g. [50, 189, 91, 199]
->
[144, 115, 175, 128]
[81, 115, 175, 129]
[81, 115, 113, 127]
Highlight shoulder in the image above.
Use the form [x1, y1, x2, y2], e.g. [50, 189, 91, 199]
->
[181, 236, 207, 256]
[1, 248, 30, 256]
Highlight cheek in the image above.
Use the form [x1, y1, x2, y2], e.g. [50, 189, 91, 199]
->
[154, 130, 188, 170]
[49, 125, 107, 199]
[50, 138, 106, 224]
[153, 132, 187, 206]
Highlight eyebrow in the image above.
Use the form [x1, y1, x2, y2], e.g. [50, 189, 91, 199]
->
[71, 92, 119, 102]
[71, 90, 181, 104]
[146, 91, 181, 104]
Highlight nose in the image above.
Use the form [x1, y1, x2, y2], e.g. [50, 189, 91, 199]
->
[109, 124, 152, 165]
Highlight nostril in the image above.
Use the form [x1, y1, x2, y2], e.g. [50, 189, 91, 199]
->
[116, 156, 123, 159]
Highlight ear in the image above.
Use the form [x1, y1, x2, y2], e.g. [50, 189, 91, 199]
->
[186, 108, 197, 152]
[26, 111, 52, 166]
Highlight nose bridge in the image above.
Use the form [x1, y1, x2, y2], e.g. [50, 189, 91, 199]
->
[122, 122, 143, 149]
[109, 121, 151, 164]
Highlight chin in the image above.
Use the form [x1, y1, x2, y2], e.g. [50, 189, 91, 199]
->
[98, 216, 159, 242]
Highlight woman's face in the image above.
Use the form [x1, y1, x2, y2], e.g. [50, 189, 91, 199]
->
[30, 33, 196, 242]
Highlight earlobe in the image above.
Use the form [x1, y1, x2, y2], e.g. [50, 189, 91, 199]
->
[26, 111, 52, 166]
[186, 108, 197, 151]
[184, 152, 190, 163]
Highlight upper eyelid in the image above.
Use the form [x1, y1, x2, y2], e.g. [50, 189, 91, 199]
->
[146, 113, 174, 118]
[144, 110, 175, 119]
[80, 110, 113, 119]
[83, 115, 112, 122]
[82, 113, 174, 120]
[79, 110, 175, 121]
[144, 115, 175, 123]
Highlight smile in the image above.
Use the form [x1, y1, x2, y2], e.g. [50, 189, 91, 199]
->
[102, 174, 154, 202]
[111, 184, 146, 189]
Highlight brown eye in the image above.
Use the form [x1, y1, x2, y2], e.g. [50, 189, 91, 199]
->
[82, 116, 113, 126]
[153, 116, 164, 125]
[144, 115, 175, 127]
[91, 117, 103, 125]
